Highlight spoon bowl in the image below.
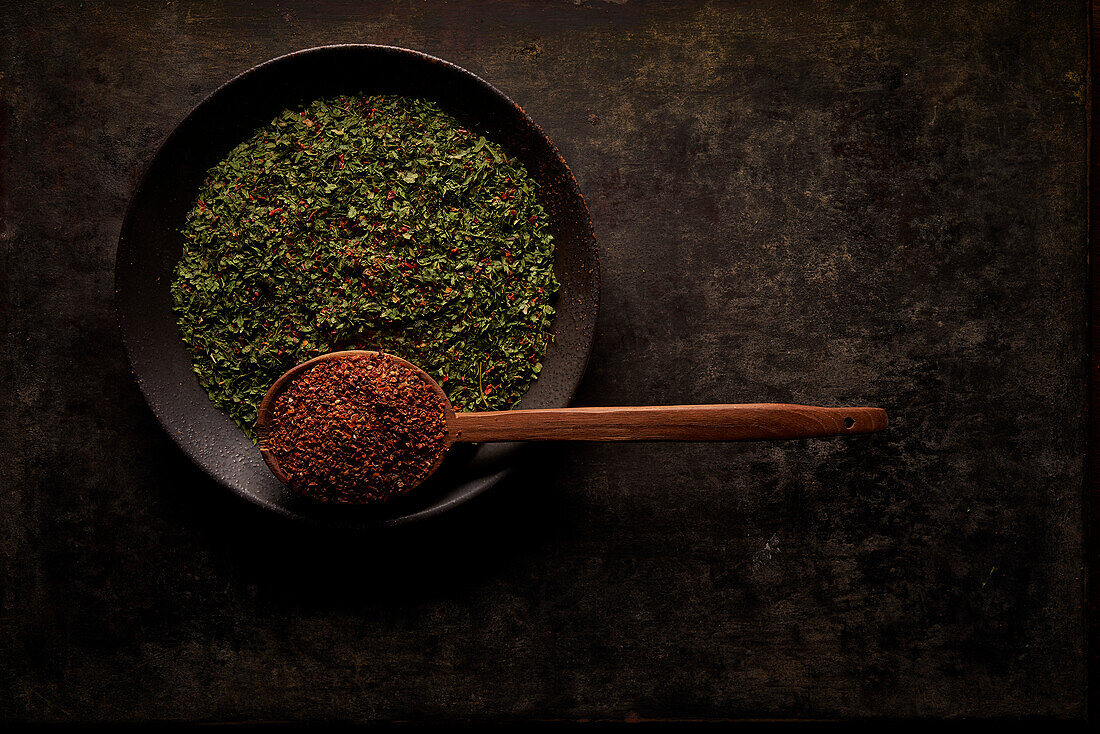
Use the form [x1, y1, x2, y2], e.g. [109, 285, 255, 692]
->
[256, 350, 457, 494]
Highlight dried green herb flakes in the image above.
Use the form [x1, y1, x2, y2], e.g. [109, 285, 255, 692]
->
[172, 95, 558, 439]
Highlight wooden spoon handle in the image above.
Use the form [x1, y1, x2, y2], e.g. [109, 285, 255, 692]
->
[451, 404, 888, 442]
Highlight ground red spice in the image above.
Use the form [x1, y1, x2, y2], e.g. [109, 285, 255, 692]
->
[265, 354, 448, 504]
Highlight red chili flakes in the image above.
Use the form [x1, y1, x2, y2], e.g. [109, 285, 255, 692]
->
[265, 354, 447, 504]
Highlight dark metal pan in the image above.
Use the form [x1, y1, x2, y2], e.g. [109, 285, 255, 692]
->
[114, 45, 599, 526]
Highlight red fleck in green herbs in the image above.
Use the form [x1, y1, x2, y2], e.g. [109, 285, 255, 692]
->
[264, 354, 447, 504]
[172, 95, 559, 439]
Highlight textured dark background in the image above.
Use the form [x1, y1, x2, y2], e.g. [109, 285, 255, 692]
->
[0, 0, 1089, 722]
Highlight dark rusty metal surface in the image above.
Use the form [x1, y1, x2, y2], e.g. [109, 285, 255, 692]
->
[0, 0, 1089, 722]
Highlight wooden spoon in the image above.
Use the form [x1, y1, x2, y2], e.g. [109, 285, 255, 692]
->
[256, 350, 888, 494]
